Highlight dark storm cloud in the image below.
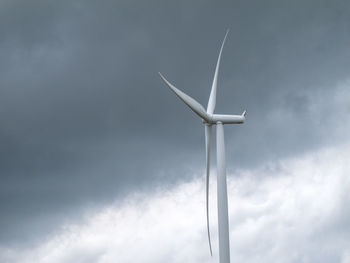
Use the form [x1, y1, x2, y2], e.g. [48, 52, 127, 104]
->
[1, 0, 350, 245]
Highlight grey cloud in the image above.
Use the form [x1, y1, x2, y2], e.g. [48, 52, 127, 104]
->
[1, 0, 350, 247]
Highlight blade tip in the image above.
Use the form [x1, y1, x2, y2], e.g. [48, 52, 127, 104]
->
[158, 72, 166, 81]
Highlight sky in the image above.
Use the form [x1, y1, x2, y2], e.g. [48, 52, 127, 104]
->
[0, 0, 350, 262]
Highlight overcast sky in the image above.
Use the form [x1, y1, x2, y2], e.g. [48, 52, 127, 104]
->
[1, 0, 350, 262]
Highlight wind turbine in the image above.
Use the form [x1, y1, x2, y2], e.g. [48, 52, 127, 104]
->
[159, 30, 246, 263]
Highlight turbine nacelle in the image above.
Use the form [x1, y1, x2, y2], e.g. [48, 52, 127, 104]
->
[207, 114, 245, 125]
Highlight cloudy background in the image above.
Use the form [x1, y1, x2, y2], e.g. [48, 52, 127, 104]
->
[1, 0, 350, 262]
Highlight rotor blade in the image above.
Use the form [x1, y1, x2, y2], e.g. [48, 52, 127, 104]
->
[207, 29, 229, 115]
[159, 72, 210, 122]
[205, 124, 213, 256]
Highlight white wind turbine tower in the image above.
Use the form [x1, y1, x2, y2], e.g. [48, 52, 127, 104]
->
[159, 30, 246, 263]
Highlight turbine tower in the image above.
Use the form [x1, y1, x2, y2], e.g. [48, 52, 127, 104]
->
[159, 30, 246, 263]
